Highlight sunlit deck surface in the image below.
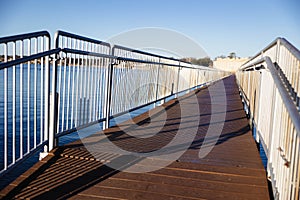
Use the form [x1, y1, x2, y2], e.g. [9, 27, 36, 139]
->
[1, 75, 270, 200]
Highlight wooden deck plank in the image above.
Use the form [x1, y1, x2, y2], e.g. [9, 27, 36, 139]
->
[0, 75, 270, 199]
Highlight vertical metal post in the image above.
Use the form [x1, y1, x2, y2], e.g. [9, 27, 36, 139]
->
[27, 39, 31, 154]
[66, 39, 72, 130]
[265, 72, 279, 186]
[255, 71, 263, 143]
[34, 39, 37, 149]
[275, 39, 281, 64]
[103, 47, 114, 130]
[48, 32, 60, 151]
[20, 41, 23, 158]
[40, 38, 44, 144]
[4, 43, 8, 170]
[154, 58, 161, 107]
[12, 42, 16, 164]
[175, 63, 181, 98]
[43, 36, 50, 153]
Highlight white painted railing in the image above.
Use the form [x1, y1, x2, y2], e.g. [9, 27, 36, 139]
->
[0, 30, 230, 176]
[0, 31, 59, 175]
[236, 38, 300, 200]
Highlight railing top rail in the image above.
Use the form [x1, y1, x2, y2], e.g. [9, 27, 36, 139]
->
[54, 30, 111, 48]
[116, 56, 193, 68]
[62, 47, 219, 71]
[113, 44, 191, 65]
[239, 58, 265, 71]
[241, 37, 279, 67]
[0, 30, 50, 43]
[53, 30, 222, 72]
[113, 44, 220, 71]
[280, 37, 300, 60]
[241, 37, 300, 68]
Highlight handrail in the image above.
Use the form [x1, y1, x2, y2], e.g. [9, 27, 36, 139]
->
[241, 37, 279, 67]
[240, 37, 300, 111]
[236, 52, 300, 199]
[264, 57, 300, 133]
[61, 48, 115, 59]
[241, 37, 300, 67]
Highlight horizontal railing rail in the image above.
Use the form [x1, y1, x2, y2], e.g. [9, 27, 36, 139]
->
[0, 31, 50, 44]
[236, 45, 300, 199]
[0, 49, 60, 70]
[54, 30, 111, 49]
[0, 30, 230, 178]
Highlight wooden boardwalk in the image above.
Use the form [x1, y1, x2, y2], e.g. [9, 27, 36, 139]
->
[1, 76, 270, 200]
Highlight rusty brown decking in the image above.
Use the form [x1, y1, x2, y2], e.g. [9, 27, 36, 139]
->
[1, 76, 270, 200]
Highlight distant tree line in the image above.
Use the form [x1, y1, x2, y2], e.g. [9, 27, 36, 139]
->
[215, 52, 238, 59]
[181, 57, 213, 67]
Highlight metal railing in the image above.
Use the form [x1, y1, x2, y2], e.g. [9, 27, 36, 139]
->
[236, 38, 300, 200]
[242, 37, 300, 107]
[0, 31, 60, 175]
[51, 31, 111, 141]
[0, 30, 230, 176]
[108, 45, 227, 122]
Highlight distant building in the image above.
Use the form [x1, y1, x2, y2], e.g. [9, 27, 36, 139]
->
[213, 56, 249, 72]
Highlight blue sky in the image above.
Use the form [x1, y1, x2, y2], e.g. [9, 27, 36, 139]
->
[0, 0, 299, 59]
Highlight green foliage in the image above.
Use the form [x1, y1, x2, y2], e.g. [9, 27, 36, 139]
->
[181, 57, 213, 67]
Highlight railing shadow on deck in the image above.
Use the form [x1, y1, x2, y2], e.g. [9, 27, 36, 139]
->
[2, 78, 253, 199]
[3, 147, 144, 199]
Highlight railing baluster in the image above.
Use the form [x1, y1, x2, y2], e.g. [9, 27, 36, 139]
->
[40, 37, 44, 144]
[74, 39, 80, 127]
[12, 42, 16, 164]
[70, 39, 76, 129]
[27, 39, 31, 153]
[61, 37, 67, 132]
[4, 44, 8, 170]
[66, 38, 71, 130]
[20, 41, 23, 158]
[34, 38, 37, 149]
[44, 36, 50, 152]
[79, 42, 84, 126]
